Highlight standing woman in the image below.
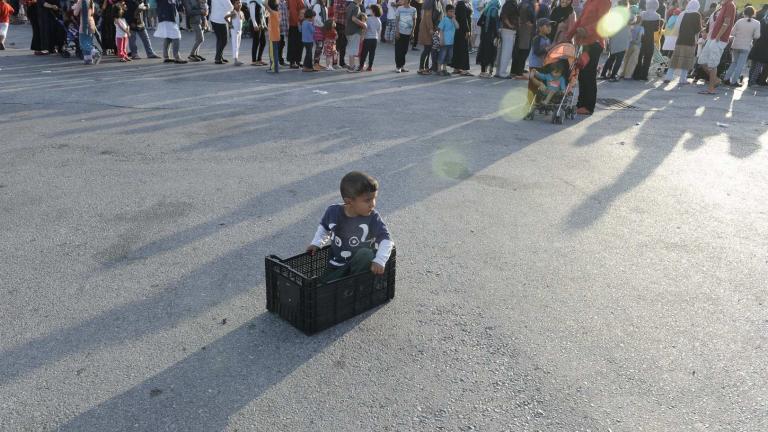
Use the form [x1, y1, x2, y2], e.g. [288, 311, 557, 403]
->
[631, 0, 661, 80]
[101, 0, 117, 54]
[416, 0, 442, 74]
[450, 0, 473, 75]
[155, 0, 188, 62]
[510, 0, 534, 77]
[41, 0, 65, 54]
[549, 0, 575, 43]
[476, 0, 499, 77]
[662, 0, 699, 85]
[25, 0, 44, 54]
[660, 7, 680, 56]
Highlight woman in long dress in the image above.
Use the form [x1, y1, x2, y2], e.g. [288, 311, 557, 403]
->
[450, 0, 473, 75]
[100, 0, 117, 54]
[476, 0, 499, 77]
[25, 0, 44, 54]
[663, 0, 700, 85]
[416, 0, 442, 74]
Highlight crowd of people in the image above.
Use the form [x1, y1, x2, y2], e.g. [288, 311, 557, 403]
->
[2, 0, 767, 112]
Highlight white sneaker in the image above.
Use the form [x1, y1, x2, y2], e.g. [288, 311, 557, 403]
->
[326, 65, 334, 71]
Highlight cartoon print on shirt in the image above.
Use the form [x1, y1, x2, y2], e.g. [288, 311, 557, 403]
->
[337, 224, 372, 262]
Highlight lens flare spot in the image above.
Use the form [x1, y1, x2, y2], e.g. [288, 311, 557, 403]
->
[597, 7, 631, 39]
[431, 148, 470, 180]
[498, 87, 533, 122]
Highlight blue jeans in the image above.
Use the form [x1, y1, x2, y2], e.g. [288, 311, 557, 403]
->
[724, 49, 749, 83]
[128, 27, 157, 57]
[438, 44, 453, 65]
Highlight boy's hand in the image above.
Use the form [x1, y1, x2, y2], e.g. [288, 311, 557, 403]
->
[306, 244, 319, 255]
[371, 262, 385, 275]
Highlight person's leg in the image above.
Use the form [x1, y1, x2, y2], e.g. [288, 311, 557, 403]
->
[231, 29, 240, 62]
[191, 23, 203, 57]
[359, 39, 370, 68]
[163, 37, 171, 59]
[577, 42, 601, 114]
[622, 45, 639, 79]
[128, 31, 138, 57]
[138, 27, 157, 56]
[748, 60, 762, 86]
[728, 49, 748, 84]
[213, 22, 226, 61]
[252, 28, 260, 62]
[497, 29, 515, 78]
[172, 38, 180, 60]
[348, 248, 375, 275]
[314, 39, 324, 65]
[610, 51, 625, 79]
[336, 24, 347, 66]
[601, 54, 615, 78]
[303, 42, 313, 69]
[411, 1, 421, 48]
[419, 45, 430, 70]
[368, 39, 377, 68]
[258, 29, 266, 61]
[430, 45, 439, 72]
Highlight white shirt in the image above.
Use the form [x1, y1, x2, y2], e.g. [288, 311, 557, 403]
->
[211, 0, 234, 24]
[231, 10, 243, 32]
[730, 17, 761, 50]
[114, 17, 128, 37]
[312, 2, 325, 27]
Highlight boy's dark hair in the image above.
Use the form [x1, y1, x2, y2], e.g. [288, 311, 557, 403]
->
[324, 19, 335, 30]
[370, 3, 382, 16]
[267, 0, 277, 10]
[340, 171, 379, 200]
[745, 5, 755, 16]
[445, 4, 454, 11]
[305, 9, 315, 18]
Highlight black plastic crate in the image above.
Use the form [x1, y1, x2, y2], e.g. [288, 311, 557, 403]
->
[265, 246, 396, 335]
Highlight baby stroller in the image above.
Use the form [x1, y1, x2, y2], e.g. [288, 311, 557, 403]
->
[523, 43, 580, 125]
[62, 18, 82, 58]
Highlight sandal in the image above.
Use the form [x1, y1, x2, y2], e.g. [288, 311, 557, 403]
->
[460, 71, 474, 76]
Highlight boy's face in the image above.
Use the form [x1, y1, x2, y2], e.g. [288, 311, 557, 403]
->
[345, 191, 377, 217]
[447, 9, 455, 17]
[540, 24, 550, 34]
[551, 68, 563, 78]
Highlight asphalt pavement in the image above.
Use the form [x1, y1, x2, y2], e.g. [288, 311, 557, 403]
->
[1, 24, 767, 432]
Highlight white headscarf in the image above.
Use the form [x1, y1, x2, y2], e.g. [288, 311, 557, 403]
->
[641, 0, 660, 21]
[683, 0, 699, 15]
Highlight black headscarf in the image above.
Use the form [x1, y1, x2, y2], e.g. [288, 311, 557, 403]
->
[549, 0, 573, 26]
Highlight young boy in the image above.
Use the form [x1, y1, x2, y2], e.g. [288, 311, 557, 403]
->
[531, 61, 568, 104]
[266, 0, 281, 72]
[307, 171, 394, 282]
[527, 18, 553, 76]
[436, 4, 458, 76]
[301, 9, 317, 71]
[225, 0, 245, 66]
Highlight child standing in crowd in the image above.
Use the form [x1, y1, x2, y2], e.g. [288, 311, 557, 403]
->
[527, 18, 552, 76]
[302, 9, 317, 71]
[394, 0, 416, 72]
[620, 17, 643, 79]
[359, 4, 381, 71]
[266, 0, 281, 72]
[312, 0, 328, 70]
[436, 4, 457, 76]
[147, 0, 158, 29]
[323, 20, 338, 70]
[347, 12, 367, 71]
[307, 171, 394, 282]
[114, 2, 131, 61]
[226, 0, 244, 65]
[724, 5, 761, 86]
[0, 0, 14, 50]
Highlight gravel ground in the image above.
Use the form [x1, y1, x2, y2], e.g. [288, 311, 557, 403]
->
[1, 24, 768, 432]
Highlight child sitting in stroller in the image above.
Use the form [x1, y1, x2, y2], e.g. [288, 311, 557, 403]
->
[530, 60, 568, 104]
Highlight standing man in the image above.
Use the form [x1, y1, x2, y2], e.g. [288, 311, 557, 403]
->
[334, 0, 348, 67]
[211, 0, 233, 63]
[287, 0, 305, 67]
[344, 0, 365, 70]
[567, 0, 611, 115]
[697, 0, 736, 94]
[182, 0, 207, 61]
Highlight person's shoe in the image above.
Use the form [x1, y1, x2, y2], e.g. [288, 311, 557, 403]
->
[326, 65, 334, 71]
[440, 70, 450, 76]
[576, 107, 592, 115]
[722, 79, 731, 86]
[333, 64, 343, 70]
[303, 67, 316, 72]
[174, 59, 188, 64]
[215, 60, 223, 64]
[663, 79, 670, 84]
[279, 60, 287, 66]
[148, 53, 161, 59]
[395, 68, 402, 73]
[400, 68, 409, 73]
[290, 63, 300, 69]
[131, 54, 142, 60]
[234, 60, 244, 66]
[188, 55, 201, 62]
[365, 66, 372, 72]
[222, 58, 229, 63]
[84, 58, 93, 65]
[164, 58, 175, 63]
[195, 55, 206, 61]
[92, 51, 102, 64]
[313, 63, 325, 71]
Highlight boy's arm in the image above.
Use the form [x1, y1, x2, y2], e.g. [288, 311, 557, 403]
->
[370, 212, 394, 269]
[307, 224, 331, 254]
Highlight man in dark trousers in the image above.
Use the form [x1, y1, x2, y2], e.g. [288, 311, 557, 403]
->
[567, 0, 611, 115]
